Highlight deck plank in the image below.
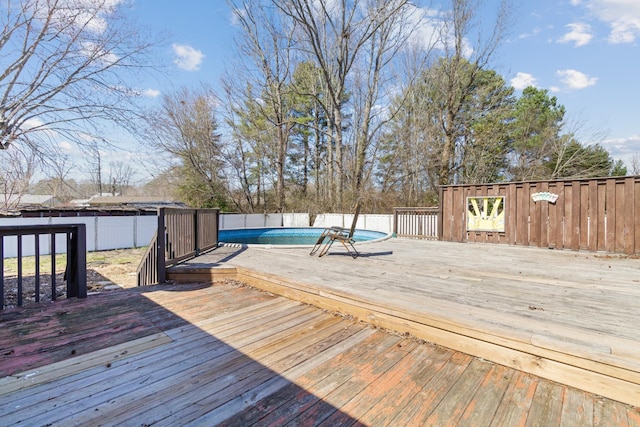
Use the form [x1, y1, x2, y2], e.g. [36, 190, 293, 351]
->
[457, 363, 516, 426]
[525, 380, 565, 427]
[422, 358, 495, 426]
[391, 351, 475, 425]
[560, 388, 594, 427]
[358, 344, 456, 426]
[489, 371, 538, 426]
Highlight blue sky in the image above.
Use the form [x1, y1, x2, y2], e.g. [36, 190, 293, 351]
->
[124, 0, 640, 173]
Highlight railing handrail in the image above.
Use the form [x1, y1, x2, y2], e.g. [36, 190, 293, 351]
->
[393, 207, 440, 240]
[0, 224, 88, 235]
[392, 207, 439, 212]
[1, 223, 87, 309]
[137, 208, 219, 286]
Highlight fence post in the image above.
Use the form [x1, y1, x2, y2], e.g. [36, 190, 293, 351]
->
[438, 186, 444, 240]
[393, 208, 398, 236]
[194, 209, 200, 256]
[157, 208, 166, 285]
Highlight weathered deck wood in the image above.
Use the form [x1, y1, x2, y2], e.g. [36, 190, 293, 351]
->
[169, 239, 640, 407]
[1, 257, 639, 425]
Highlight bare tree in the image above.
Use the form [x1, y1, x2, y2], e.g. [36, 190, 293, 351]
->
[0, 0, 158, 157]
[270, 0, 426, 209]
[31, 152, 81, 202]
[434, 0, 512, 185]
[226, 0, 298, 213]
[108, 160, 134, 195]
[273, 0, 366, 207]
[86, 140, 104, 195]
[145, 86, 231, 209]
[630, 154, 640, 175]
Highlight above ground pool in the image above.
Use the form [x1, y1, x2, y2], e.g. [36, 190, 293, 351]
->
[219, 227, 388, 246]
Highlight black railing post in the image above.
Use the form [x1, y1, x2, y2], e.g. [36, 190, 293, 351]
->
[17, 235, 23, 307]
[66, 225, 87, 299]
[157, 208, 166, 285]
[51, 233, 57, 301]
[35, 234, 41, 303]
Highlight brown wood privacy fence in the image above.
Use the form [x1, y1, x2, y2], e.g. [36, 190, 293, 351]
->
[439, 176, 640, 254]
[1, 224, 87, 309]
[137, 208, 219, 286]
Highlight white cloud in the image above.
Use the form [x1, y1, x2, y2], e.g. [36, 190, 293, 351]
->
[600, 135, 640, 169]
[518, 27, 542, 39]
[22, 118, 45, 130]
[58, 141, 74, 152]
[404, 5, 473, 57]
[601, 135, 640, 155]
[558, 23, 593, 46]
[172, 44, 204, 71]
[406, 5, 441, 50]
[44, 0, 125, 35]
[230, 6, 246, 26]
[142, 88, 161, 98]
[81, 41, 119, 65]
[556, 69, 598, 89]
[583, 0, 640, 43]
[510, 72, 537, 90]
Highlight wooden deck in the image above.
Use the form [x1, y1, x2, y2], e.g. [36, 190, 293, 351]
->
[1, 238, 640, 425]
[1, 280, 638, 426]
[168, 238, 640, 410]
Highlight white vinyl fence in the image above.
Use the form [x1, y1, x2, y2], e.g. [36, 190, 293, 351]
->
[0, 216, 157, 258]
[1, 212, 392, 258]
[312, 213, 393, 234]
[219, 213, 310, 229]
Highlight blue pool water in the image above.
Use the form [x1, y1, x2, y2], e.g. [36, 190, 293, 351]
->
[219, 227, 388, 245]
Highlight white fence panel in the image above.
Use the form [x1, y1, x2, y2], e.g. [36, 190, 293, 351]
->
[220, 213, 283, 229]
[219, 214, 246, 229]
[219, 213, 309, 229]
[1, 216, 157, 257]
[283, 213, 310, 227]
[312, 214, 393, 234]
[96, 216, 135, 250]
[137, 216, 158, 247]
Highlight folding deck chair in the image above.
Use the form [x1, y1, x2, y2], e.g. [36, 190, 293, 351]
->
[309, 201, 361, 258]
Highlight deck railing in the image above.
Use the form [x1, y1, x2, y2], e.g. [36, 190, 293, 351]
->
[0, 224, 87, 310]
[137, 208, 219, 286]
[393, 207, 440, 239]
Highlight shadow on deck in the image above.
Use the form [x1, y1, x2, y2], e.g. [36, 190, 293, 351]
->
[0, 282, 363, 425]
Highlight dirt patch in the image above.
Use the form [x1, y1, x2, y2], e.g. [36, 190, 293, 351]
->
[3, 247, 148, 309]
